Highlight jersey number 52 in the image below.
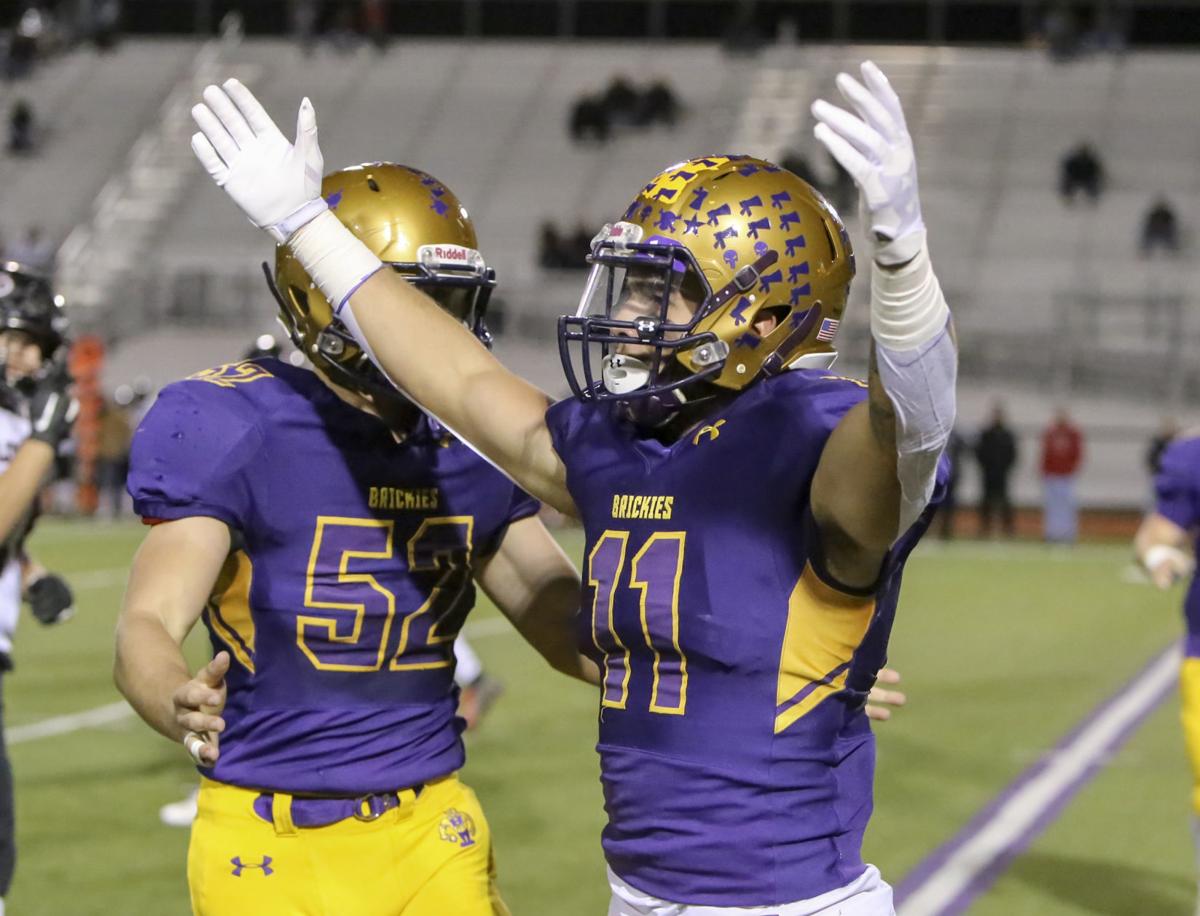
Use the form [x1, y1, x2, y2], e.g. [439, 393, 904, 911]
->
[297, 515, 473, 672]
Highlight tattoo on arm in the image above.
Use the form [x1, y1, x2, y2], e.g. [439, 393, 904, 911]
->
[867, 344, 897, 448]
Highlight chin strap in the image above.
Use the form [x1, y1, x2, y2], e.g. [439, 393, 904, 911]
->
[760, 306, 823, 378]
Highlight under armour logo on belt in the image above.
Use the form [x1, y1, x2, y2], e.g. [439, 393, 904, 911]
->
[231, 856, 274, 877]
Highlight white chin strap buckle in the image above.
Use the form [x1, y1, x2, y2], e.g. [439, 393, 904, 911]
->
[602, 354, 651, 395]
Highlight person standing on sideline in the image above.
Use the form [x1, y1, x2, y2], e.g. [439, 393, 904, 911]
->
[977, 405, 1019, 538]
[1040, 408, 1084, 544]
[939, 428, 966, 541]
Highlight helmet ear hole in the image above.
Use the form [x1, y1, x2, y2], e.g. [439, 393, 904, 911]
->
[754, 305, 791, 335]
[291, 286, 311, 317]
[821, 220, 839, 263]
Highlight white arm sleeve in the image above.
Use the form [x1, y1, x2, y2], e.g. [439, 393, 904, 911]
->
[870, 236, 957, 535]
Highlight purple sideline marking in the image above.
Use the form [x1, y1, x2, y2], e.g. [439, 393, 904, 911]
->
[893, 640, 1181, 916]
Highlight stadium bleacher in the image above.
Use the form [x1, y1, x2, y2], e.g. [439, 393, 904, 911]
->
[3, 37, 1191, 505]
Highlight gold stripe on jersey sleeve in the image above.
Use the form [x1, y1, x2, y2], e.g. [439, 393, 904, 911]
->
[774, 564, 874, 734]
[206, 550, 257, 674]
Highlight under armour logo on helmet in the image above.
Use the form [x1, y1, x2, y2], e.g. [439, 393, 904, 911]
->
[692, 420, 726, 445]
[231, 856, 274, 877]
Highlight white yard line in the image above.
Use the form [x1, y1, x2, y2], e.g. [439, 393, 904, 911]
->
[2, 617, 514, 748]
[68, 567, 129, 590]
[9, 701, 133, 745]
[896, 643, 1180, 916]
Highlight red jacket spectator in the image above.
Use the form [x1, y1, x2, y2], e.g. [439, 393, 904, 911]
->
[1041, 412, 1084, 476]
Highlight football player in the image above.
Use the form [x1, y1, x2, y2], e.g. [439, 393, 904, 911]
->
[0, 264, 77, 915]
[191, 64, 953, 914]
[113, 163, 593, 915]
[1135, 431, 1200, 913]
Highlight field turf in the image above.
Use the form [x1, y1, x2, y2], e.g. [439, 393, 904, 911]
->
[3, 522, 1190, 914]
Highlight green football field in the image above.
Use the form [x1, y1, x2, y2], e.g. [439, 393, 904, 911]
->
[4, 520, 1194, 915]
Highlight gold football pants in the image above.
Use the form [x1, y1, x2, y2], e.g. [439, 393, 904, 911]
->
[188, 773, 510, 916]
[1181, 658, 1200, 814]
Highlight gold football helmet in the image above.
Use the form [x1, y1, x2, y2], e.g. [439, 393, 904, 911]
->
[559, 155, 854, 418]
[269, 162, 494, 398]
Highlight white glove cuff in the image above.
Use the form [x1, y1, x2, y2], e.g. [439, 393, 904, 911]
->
[268, 197, 332, 244]
[869, 233, 949, 350]
[288, 209, 384, 312]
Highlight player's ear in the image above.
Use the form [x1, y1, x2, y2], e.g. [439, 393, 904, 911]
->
[752, 308, 784, 338]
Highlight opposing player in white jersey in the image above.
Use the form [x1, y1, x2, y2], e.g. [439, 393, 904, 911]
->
[0, 263, 78, 913]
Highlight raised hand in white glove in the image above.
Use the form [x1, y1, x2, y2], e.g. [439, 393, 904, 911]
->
[190, 79, 328, 243]
[811, 60, 924, 267]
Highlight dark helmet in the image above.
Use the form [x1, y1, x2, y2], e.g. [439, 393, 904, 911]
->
[0, 261, 68, 358]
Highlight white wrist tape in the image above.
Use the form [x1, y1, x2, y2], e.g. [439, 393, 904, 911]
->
[183, 730, 208, 765]
[870, 232, 949, 349]
[1144, 544, 1193, 577]
[871, 237, 956, 536]
[288, 209, 384, 314]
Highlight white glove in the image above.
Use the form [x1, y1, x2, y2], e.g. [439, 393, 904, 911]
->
[811, 61, 924, 266]
[190, 79, 329, 243]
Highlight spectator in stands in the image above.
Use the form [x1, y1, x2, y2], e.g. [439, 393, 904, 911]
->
[1140, 196, 1181, 257]
[7, 226, 53, 274]
[328, 2, 360, 53]
[639, 80, 680, 128]
[827, 150, 856, 215]
[1059, 143, 1104, 205]
[97, 394, 133, 518]
[1040, 408, 1084, 543]
[537, 222, 593, 271]
[538, 222, 565, 270]
[7, 100, 34, 155]
[1147, 416, 1180, 478]
[722, 6, 765, 55]
[290, 0, 319, 53]
[780, 150, 820, 189]
[603, 76, 640, 127]
[363, 0, 388, 52]
[92, 0, 120, 52]
[1042, 3, 1080, 61]
[977, 404, 1019, 538]
[6, 5, 45, 79]
[568, 225, 594, 268]
[1083, 2, 1127, 54]
[939, 428, 967, 541]
[569, 94, 609, 144]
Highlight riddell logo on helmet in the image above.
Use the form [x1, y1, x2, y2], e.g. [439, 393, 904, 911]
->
[419, 244, 473, 263]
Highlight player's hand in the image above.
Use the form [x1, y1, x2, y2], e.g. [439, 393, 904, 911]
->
[26, 352, 78, 448]
[24, 572, 73, 625]
[1144, 545, 1195, 590]
[173, 651, 230, 766]
[811, 61, 924, 266]
[865, 667, 906, 722]
[190, 79, 327, 243]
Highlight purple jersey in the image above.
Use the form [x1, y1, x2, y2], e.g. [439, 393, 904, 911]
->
[128, 358, 537, 795]
[1154, 434, 1200, 654]
[545, 369, 944, 907]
